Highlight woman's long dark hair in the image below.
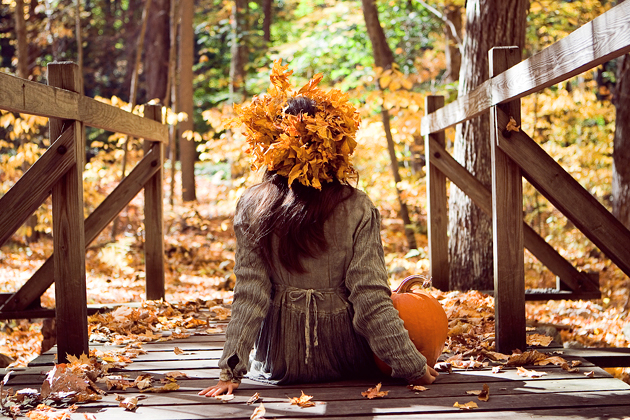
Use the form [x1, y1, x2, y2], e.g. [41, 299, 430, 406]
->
[239, 172, 355, 273]
[237, 95, 356, 273]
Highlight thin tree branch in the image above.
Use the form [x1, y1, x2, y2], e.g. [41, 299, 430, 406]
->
[414, 0, 464, 54]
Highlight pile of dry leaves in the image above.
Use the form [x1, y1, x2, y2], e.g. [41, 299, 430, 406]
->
[1, 298, 231, 418]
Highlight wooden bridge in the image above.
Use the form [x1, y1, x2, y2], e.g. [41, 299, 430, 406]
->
[1, 3, 630, 418]
[4, 325, 630, 419]
[421, 0, 630, 354]
[0, 62, 168, 361]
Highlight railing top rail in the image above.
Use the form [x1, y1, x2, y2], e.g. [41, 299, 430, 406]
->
[0, 71, 168, 143]
[421, 0, 630, 136]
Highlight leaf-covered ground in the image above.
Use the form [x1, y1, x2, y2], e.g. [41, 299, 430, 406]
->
[0, 173, 628, 383]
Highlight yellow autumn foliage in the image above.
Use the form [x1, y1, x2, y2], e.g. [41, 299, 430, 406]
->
[230, 59, 361, 189]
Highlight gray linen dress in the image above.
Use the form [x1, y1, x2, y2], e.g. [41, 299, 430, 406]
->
[218, 188, 428, 384]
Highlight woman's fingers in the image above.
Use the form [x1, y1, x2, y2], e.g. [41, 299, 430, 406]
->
[198, 380, 239, 397]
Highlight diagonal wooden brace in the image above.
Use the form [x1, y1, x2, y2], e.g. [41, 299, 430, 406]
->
[0, 125, 75, 247]
[0, 148, 162, 313]
[495, 107, 630, 277]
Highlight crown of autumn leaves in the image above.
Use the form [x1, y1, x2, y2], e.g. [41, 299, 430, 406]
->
[231, 60, 361, 189]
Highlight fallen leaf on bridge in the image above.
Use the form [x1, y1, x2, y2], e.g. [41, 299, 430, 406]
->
[535, 356, 567, 366]
[361, 383, 389, 399]
[247, 392, 260, 404]
[466, 383, 490, 401]
[116, 395, 139, 411]
[506, 350, 548, 366]
[454, 401, 478, 410]
[251, 402, 266, 419]
[527, 333, 553, 347]
[506, 116, 520, 132]
[516, 367, 547, 378]
[25, 403, 78, 419]
[216, 394, 235, 402]
[289, 390, 315, 407]
[165, 371, 188, 379]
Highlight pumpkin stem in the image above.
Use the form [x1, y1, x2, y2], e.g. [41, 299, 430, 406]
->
[395, 275, 430, 293]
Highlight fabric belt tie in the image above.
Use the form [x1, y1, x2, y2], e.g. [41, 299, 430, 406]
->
[287, 288, 325, 364]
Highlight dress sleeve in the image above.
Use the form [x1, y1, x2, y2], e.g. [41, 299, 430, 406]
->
[218, 207, 272, 383]
[344, 197, 427, 383]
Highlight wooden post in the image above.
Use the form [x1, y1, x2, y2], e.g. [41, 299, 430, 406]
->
[143, 104, 165, 300]
[47, 62, 88, 361]
[489, 47, 526, 353]
[424, 96, 449, 290]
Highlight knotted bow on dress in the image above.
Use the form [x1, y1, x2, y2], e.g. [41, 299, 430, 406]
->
[277, 284, 346, 364]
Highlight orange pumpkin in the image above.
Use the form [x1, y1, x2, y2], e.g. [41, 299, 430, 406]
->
[374, 275, 449, 375]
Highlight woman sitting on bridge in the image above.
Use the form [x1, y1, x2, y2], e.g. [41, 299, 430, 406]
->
[199, 61, 439, 397]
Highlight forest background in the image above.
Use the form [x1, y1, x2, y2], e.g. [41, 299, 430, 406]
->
[0, 0, 629, 382]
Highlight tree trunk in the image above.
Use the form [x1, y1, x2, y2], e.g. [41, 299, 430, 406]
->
[229, 0, 249, 103]
[443, 4, 462, 83]
[75, 0, 83, 83]
[14, 0, 28, 79]
[15, 0, 38, 243]
[361, 0, 417, 250]
[448, 0, 528, 290]
[262, 0, 272, 43]
[165, 0, 179, 207]
[145, 0, 170, 101]
[613, 53, 630, 229]
[179, 0, 196, 202]
[119, 0, 152, 180]
[112, 0, 152, 239]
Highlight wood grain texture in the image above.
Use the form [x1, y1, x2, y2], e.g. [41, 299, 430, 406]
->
[421, 1, 630, 136]
[48, 62, 89, 361]
[0, 71, 167, 142]
[424, 96, 449, 290]
[0, 126, 75, 247]
[426, 137, 595, 294]
[0, 71, 77, 120]
[0, 150, 161, 312]
[6, 333, 630, 420]
[495, 107, 630, 277]
[490, 47, 526, 354]
[79, 96, 168, 142]
[143, 104, 166, 300]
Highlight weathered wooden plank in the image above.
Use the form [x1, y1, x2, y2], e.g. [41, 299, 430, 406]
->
[61, 377, 630, 408]
[0, 150, 161, 312]
[491, 0, 630, 106]
[421, 1, 630, 136]
[48, 62, 89, 361]
[424, 96, 449, 290]
[0, 71, 77, 120]
[277, 406, 630, 420]
[30, 349, 224, 367]
[495, 107, 630, 277]
[426, 137, 492, 213]
[490, 47, 526, 354]
[4, 358, 614, 387]
[143, 104, 166, 300]
[557, 348, 630, 368]
[421, 79, 492, 137]
[66, 389, 630, 419]
[0, 126, 75, 247]
[79, 96, 168, 143]
[425, 137, 595, 294]
[0, 71, 168, 142]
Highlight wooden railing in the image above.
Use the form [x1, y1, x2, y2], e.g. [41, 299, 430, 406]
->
[0, 62, 168, 361]
[421, 1, 630, 353]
